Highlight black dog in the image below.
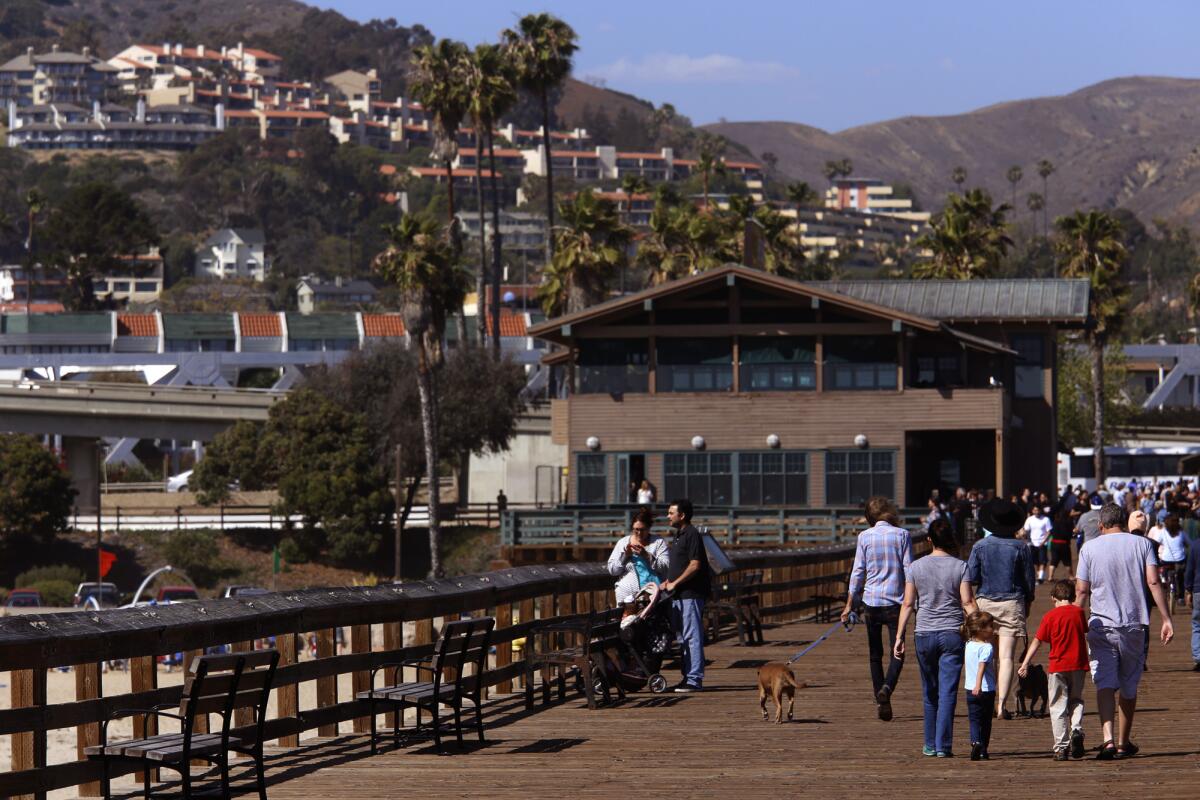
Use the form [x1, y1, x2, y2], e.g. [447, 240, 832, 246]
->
[1016, 664, 1049, 718]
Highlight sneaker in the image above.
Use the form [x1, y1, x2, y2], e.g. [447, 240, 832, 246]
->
[1070, 730, 1085, 759]
[1192, 662, 1200, 672]
[970, 743, 983, 761]
[981, 750, 990, 760]
[936, 751, 954, 758]
[1053, 750, 1069, 761]
[674, 683, 701, 694]
[922, 746, 937, 757]
[876, 685, 893, 722]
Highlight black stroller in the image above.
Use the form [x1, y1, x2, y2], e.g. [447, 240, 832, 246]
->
[612, 583, 673, 693]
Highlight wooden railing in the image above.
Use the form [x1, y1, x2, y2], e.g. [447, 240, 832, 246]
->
[501, 506, 928, 547]
[0, 544, 886, 800]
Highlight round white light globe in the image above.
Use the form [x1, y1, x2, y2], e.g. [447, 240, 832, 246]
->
[766, 433, 781, 449]
[691, 435, 706, 450]
[854, 434, 869, 449]
[586, 436, 601, 451]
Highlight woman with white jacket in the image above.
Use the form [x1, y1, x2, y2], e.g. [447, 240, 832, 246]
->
[607, 508, 670, 605]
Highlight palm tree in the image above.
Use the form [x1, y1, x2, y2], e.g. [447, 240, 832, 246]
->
[620, 174, 650, 196]
[694, 132, 726, 210]
[1027, 192, 1045, 235]
[752, 205, 804, 278]
[410, 40, 472, 229]
[1006, 166, 1023, 212]
[503, 13, 579, 266]
[537, 189, 632, 316]
[822, 160, 841, 190]
[913, 189, 1012, 279]
[951, 166, 967, 191]
[785, 181, 817, 238]
[1055, 210, 1128, 485]
[837, 158, 853, 178]
[372, 215, 471, 578]
[465, 42, 517, 352]
[1037, 159, 1056, 235]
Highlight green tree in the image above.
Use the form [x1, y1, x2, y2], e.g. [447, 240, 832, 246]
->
[464, 43, 518, 354]
[373, 215, 470, 576]
[694, 132, 727, 210]
[1057, 343, 1133, 453]
[503, 13, 579, 265]
[42, 182, 158, 310]
[0, 433, 74, 544]
[538, 188, 632, 316]
[1037, 159, 1056, 235]
[1006, 165, 1023, 213]
[951, 165, 967, 190]
[822, 160, 841, 189]
[192, 420, 271, 505]
[785, 181, 818, 238]
[751, 205, 805, 278]
[410, 39, 472, 227]
[620, 175, 650, 196]
[913, 189, 1012, 279]
[1055, 209, 1129, 484]
[1026, 192, 1045, 235]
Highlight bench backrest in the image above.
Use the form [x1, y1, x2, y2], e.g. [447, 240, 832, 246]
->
[432, 617, 494, 695]
[181, 649, 279, 740]
[586, 606, 623, 654]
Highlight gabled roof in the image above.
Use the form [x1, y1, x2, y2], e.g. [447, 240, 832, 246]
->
[528, 264, 948, 342]
[362, 314, 406, 337]
[239, 313, 281, 337]
[480, 309, 528, 337]
[117, 314, 158, 337]
[808, 279, 1090, 323]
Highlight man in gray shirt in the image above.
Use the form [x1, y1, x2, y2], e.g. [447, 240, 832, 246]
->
[1076, 504, 1173, 760]
[1074, 495, 1103, 544]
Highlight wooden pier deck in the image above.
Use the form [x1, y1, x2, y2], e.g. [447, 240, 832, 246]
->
[247, 597, 1200, 800]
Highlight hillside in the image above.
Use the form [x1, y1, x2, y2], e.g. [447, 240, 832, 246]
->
[707, 76, 1200, 228]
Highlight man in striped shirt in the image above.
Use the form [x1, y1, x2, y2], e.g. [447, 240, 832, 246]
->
[841, 496, 913, 721]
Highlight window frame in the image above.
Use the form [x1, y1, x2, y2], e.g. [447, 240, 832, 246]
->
[824, 449, 897, 507]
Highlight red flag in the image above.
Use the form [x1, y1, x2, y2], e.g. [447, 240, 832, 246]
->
[99, 549, 117, 578]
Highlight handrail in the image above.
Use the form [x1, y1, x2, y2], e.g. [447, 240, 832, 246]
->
[0, 543, 889, 798]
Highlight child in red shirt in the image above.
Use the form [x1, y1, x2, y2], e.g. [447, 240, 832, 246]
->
[1018, 579, 1089, 760]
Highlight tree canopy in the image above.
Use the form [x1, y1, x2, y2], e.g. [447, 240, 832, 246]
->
[0, 434, 75, 544]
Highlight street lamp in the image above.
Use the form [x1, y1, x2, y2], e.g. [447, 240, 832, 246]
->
[130, 565, 173, 606]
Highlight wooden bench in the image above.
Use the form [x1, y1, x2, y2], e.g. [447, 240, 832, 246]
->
[358, 616, 494, 752]
[524, 606, 625, 710]
[704, 572, 765, 646]
[86, 648, 279, 800]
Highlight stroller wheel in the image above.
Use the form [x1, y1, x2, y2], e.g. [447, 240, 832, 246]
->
[648, 674, 669, 694]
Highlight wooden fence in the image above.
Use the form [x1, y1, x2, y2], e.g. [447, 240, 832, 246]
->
[0, 544, 892, 799]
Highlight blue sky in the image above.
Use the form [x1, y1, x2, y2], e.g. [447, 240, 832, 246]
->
[316, 1, 1200, 131]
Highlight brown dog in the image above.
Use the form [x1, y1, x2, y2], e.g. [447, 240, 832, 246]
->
[757, 662, 805, 723]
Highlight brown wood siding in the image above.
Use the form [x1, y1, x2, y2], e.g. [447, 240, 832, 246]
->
[550, 399, 568, 445]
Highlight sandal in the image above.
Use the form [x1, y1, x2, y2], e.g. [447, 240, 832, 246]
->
[1116, 741, 1139, 759]
[1096, 741, 1117, 761]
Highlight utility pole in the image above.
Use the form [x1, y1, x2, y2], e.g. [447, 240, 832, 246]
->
[393, 445, 403, 582]
[96, 444, 103, 590]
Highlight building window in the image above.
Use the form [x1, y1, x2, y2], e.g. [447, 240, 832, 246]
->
[576, 453, 607, 504]
[739, 452, 808, 505]
[657, 338, 732, 393]
[740, 337, 816, 391]
[664, 452, 732, 506]
[825, 450, 895, 506]
[577, 338, 649, 394]
[824, 336, 898, 390]
[1011, 333, 1044, 399]
[113, 281, 131, 292]
[134, 281, 158, 292]
[912, 354, 964, 388]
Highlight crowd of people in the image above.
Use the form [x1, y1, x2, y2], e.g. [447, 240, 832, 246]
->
[849, 492, 1194, 760]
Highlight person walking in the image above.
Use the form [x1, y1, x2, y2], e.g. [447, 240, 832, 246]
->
[1048, 507, 1075, 582]
[662, 498, 710, 693]
[967, 498, 1036, 719]
[1186, 532, 1200, 672]
[841, 496, 913, 721]
[1076, 505, 1174, 760]
[893, 519, 976, 757]
[1018, 579, 1089, 760]
[1024, 505, 1053, 584]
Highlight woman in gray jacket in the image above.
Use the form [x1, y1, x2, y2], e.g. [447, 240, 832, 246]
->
[607, 508, 670, 605]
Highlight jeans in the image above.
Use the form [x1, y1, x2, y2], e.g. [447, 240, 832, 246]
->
[1191, 597, 1200, 663]
[966, 690, 995, 749]
[915, 630, 964, 753]
[863, 604, 904, 699]
[672, 597, 705, 687]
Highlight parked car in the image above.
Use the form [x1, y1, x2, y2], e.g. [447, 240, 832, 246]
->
[166, 470, 192, 492]
[221, 585, 269, 598]
[5, 588, 43, 608]
[73, 582, 120, 608]
[156, 585, 200, 603]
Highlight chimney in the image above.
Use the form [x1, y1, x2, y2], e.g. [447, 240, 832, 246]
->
[367, 68, 378, 79]
[81, 46, 90, 59]
[197, 44, 205, 57]
[26, 47, 34, 58]
[174, 43, 183, 56]
[51, 43, 60, 53]
[163, 43, 170, 56]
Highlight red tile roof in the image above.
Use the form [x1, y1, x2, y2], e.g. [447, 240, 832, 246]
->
[379, 164, 398, 175]
[242, 48, 282, 61]
[409, 166, 498, 179]
[550, 150, 598, 159]
[723, 160, 762, 170]
[117, 313, 158, 337]
[480, 309, 527, 337]
[263, 110, 328, 119]
[239, 313, 281, 337]
[617, 152, 666, 160]
[1, 302, 65, 314]
[362, 314, 406, 337]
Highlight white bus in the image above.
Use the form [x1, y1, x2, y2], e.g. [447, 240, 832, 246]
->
[1059, 444, 1200, 493]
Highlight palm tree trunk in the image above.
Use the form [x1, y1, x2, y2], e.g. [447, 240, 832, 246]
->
[445, 157, 456, 227]
[416, 343, 442, 578]
[487, 129, 503, 357]
[703, 171, 710, 211]
[474, 137, 487, 347]
[1041, 177, 1048, 239]
[446, 156, 467, 345]
[540, 85, 555, 265]
[1092, 338, 1105, 486]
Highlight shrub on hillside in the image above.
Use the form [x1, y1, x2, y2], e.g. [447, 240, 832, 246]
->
[162, 531, 234, 589]
[30, 579, 75, 607]
[15, 564, 86, 588]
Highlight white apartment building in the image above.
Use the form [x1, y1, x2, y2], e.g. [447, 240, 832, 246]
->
[195, 229, 269, 282]
[824, 178, 930, 223]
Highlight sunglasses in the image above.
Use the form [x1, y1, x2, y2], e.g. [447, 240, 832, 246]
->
[631, 526, 648, 532]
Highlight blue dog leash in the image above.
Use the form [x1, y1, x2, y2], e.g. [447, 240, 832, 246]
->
[787, 612, 858, 664]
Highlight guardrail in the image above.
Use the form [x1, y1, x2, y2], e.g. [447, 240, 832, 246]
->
[0, 543, 908, 799]
[501, 506, 929, 548]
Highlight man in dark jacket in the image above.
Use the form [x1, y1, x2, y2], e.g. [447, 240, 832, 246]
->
[1186, 531, 1200, 671]
[662, 498, 710, 692]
